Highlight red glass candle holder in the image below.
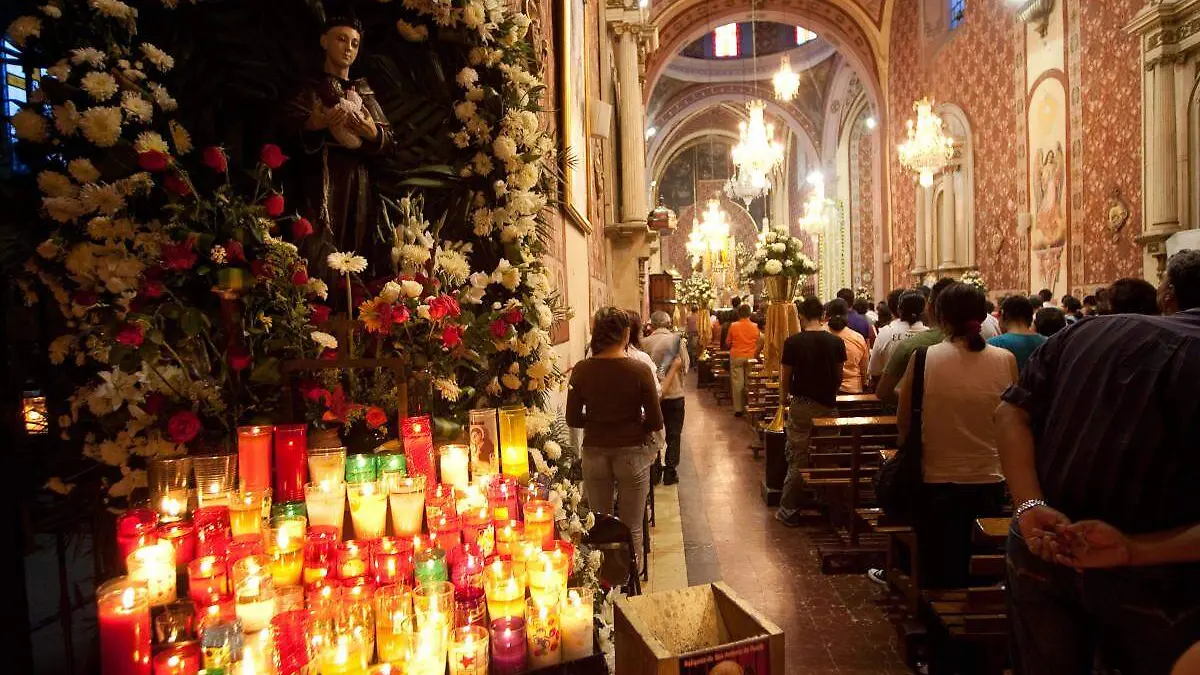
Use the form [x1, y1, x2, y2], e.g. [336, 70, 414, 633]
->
[461, 507, 495, 557]
[156, 521, 196, 567]
[371, 537, 415, 587]
[494, 520, 524, 560]
[522, 499, 555, 549]
[426, 483, 458, 524]
[431, 515, 461, 553]
[195, 596, 236, 632]
[117, 508, 160, 570]
[302, 525, 338, 587]
[450, 546, 484, 596]
[193, 506, 231, 559]
[490, 616, 528, 675]
[236, 425, 273, 492]
[151, 640, 200, 675]
[454, 587, 487, 628]
[335, 540, 369, 580]
[305, 578, 341, 612]
[272, 424, 308, 503]
[487, 476, 520, 523]
[401, 415, 435, 478]
[271, 610, 311, 675]
[187, 556, 228, 606]
[226, 534, 263, 566]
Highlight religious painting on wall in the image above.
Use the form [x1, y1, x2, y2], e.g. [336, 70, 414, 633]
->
[556, 0, 591, 231]
[1027, 77, 1069, 297]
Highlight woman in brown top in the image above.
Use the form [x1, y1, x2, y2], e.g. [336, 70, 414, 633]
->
[567, 307, 664, 569]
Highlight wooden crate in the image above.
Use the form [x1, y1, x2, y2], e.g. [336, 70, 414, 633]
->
[615, 583, 784, 675]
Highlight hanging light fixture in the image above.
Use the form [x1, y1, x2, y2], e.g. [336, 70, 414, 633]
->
[772, 55, 800, 102]
[699, 198, 730, 253]
[897, 98, 956, 187]
[797, 171, 829, 235]
[731, 100, 785, 181]
[724, 164, 772, 205]
[686, 221, 708, 262]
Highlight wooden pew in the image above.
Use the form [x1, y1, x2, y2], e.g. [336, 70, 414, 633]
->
[835, 393, 885, 416]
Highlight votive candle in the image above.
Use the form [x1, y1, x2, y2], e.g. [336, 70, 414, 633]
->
[483, 561, 525, 620]
[308, 447, 347, 487]
[267, 527, 304, 587]
[151, 642, 200, 675]
[449, 625, 488, 675]
[371, 537, 413, 587]
[318, 634, 369, 675]
[431, 515, 461, 552]
[156, 521, 196, 567]
[495, 520, 523, 560]
[412, 580, 454, 630]
[186, 556, 228, 606]
[304, 482, 346, 538]
[126, 541, 177, 606]
[461, 507, 495, 557]
[413, 548, 448, 585]
[233, 574, 276, 633]
[561, 587, 594, 660]
[236, 425, 273, 492]
[467, 408, 499, 479]
[192, 506, 230, 559]
[374, 585, 412, 663]
[497, 406, 529, 478]
[439, 444, 470, 491]
[273, 424, 308, 503]
[98, 577, 152, 675]
[229, 489, 268, 537]
[426, 483, 457, 524]
[489, 617, 527, 675]
[523, 499, 555, 549]
[345, 453, 379, 484]
[527, 552, 568, 606]
[401, 415, 435, 479]
[487, 477, 519, 523]
[347, 481, 387, 540]
[117, 509, 159, 570]
[525, 598, 561, 668]
[336, 540, 370, 580]
[387, 474, 426, 538]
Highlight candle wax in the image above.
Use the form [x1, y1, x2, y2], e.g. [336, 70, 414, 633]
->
[99, 587, 151, 675]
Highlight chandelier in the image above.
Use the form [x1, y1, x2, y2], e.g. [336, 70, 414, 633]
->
[897, 98, 955, 187]
[686, 221, 707, 262]
[731, 100, 785, 181]
[772, 55, 800, 102]
[723, 165, 772, 205]
[698, 198, 730, 253]
[797, 171, 829, 235]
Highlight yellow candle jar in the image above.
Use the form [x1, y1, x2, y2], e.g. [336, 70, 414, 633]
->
[497, 405, 530, 479]
[319, 634, 369, 675]
[527, 552, 569, 606]
[266, 527, 303, 587]
[522, 499, 555, 550]
[387, 475, 426, 538]
[126, 541, 176, 606]
[347, 481, 388, 540]
[375, 585, 413, 663]
[483, 560, 526, 621]
[229, 489, 270, 537]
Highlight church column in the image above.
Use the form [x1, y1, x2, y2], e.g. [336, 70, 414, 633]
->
[1147, 57, 1180, 232]
[939, 171, 957, 268]
[913, 186, 927, 278]
[605, 5, 659, 308]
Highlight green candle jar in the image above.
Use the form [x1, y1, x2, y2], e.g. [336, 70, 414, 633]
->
[344, 453, 379, 484]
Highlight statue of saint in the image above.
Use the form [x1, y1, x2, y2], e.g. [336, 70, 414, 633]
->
[285, 17, 394, 281]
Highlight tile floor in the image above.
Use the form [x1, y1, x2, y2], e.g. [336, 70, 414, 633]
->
[642, 382, 910, 674]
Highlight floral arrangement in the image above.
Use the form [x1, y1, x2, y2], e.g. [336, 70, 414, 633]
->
[959, 269, 988, 295]
[677, 274, 715, 309]
[741, 227, 819, 280]
[854, 286, 872, 304]
[7, 0, 609, 656]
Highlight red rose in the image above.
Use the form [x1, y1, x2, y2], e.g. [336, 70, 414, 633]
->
[489, 318, 509, 340]
[167, 410, 201, 444]
[304, 387, 332, 407]
[291, 267, 309, 286]
[260, 144, 288, 169]
[163, 173, 192, 197]
[73, 290, 99, 306]
[143, 392, 167, 416]
[392, 306, 410, 325]
[139, 279, 165, 299]
[263, 194, 285, 217]
[441, 324, 464, 349]
[138, 151, 169, 172]
[161, 239, 197, 271]
[227, 344, 252, 371]
[504, 308, 524, 325]
[291, 217, 313, 240]
[114, 322, 144, 347]
[429, 294, 461, 321]
[250, 259, 272, 279]
[365, 407, 388, 430]
[310, 304, 331, 323]
[202, 146, 228, 173]
[225, 240, 245, 263]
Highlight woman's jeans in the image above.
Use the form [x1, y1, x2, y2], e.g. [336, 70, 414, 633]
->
[1007, 526, 1200, 675]
[582, 443, 656, 569]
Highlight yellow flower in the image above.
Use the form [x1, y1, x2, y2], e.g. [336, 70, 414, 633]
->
[133, 131, 168, 154]
[358, 298, 393, 335]
[169, 120, 192, 154]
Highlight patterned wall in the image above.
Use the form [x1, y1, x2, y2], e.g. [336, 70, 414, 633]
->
[887, 0, 1144, 293]
[1077, 0, 1143, 286]
[850, 108, 876, 293]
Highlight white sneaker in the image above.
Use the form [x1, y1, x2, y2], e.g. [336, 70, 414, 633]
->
[866, 568, 888, 586]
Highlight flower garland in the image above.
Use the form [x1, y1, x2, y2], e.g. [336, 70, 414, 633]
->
[742, 227, 819, 280]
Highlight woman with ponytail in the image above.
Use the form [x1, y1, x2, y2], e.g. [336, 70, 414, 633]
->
[893, 282, 1018, 588]
[825, 298, 870, 393]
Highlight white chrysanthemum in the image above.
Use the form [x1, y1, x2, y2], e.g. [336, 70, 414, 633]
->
[492, 259, 521, 291]
[543, 440, 562, 460]
[132, 130, 167, 154]
[379, 281, 404, 303]
[435, 248, 471, 285]
[398, 243, 431, 268]
[120, 92, 153, 123]
[116, 172, 153, 196]
[305, 278, 329, 300]
[46, 59, 70, 81]
[471, 209, 494, 236]
[12, 109, 50, 143]
[41, 5, 63, 18]
[70, 47, 106, 67]
[492, 136, 518, 162]
[434, 378, 462, 402]
[81, 71, 119, 101]
[764, 259, 784, 275]
[326, 251, 368, 275]
[49, 335, 74, 365]
[462, 1, 485, 28]
[44, 196, 86, 223]
[510, 162, 540, 190]
[400, 280, 423, 298]
[147, 82, 177, 111]
[501, 372, 521, 390]
[53, 101, 80, 136]
[770, 242, 786, 253]
[89, 0, 137, 20]
[79, 107, 123, 147]
[168, 120, 192, 154]
[210, 245, 227, 264]
[456, 67, 479, 89]
[6, 16, 41, 48]
[485, 377, 502, 396]
[310, 331, 338, 350]
[396, 19, 429, 41]
[38, 171, 77, 199]
[472, 153, 494, 176]
[139, 43, 174, 71]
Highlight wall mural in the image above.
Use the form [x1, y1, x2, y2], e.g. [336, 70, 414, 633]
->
[1028, 76, 1069, 296]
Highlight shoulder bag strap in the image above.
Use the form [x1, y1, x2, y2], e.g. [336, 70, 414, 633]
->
[909, 346, 928, 451]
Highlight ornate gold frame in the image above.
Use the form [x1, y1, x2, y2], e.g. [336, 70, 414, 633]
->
[555, 0, 593, 234]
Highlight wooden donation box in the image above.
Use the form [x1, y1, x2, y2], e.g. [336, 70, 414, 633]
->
[615, 582, 784, 675]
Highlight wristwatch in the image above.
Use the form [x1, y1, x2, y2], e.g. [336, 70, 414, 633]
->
[1014, 499, 1047, 518]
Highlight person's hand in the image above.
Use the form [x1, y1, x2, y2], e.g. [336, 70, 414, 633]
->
[324, 105, 349, 128]
[1018, 504, 1072, 562]
[1054, 520, 1133, 569]
[348, 111, 378, 140]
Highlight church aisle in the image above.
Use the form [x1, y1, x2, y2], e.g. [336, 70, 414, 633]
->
[645, 381, 909, 674]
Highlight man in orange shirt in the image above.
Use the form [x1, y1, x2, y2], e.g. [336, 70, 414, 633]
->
[725, 304, 761, 417]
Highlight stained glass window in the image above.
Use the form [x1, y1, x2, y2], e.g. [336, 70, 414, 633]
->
[949, 0, 966, 29]
[713, 23, 739, 58]
[2, 40, 32, 174]
[796, 27, 817, 45]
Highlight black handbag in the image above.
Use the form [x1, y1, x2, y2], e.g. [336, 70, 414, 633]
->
[874, 346, 929, 522]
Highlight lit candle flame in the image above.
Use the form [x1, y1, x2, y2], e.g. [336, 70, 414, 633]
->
[121, 587, 135, 609]
[568, 589, 581, 606]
